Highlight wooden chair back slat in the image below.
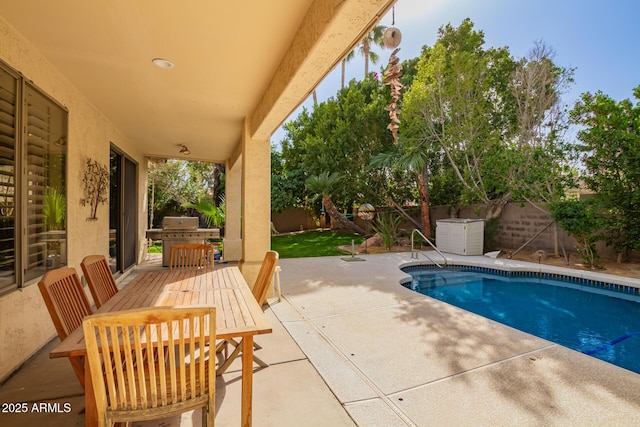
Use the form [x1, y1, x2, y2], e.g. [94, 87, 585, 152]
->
[169, 244, 215, 271]
[38, 268, 93, 341]
[252, 251, 279, 307]
[38, 267, 93, 389]
[216, 251, 278, 375]
[83, 307, 215, 426]
[81, 255, 118, 308]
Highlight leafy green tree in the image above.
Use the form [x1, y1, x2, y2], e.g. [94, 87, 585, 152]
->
[497, 41, 578, 256]
[188, 161, 225, 206]
[402, 20, 575, 229]
[403, 19, 518, 220]
[507, 41, 577, 210]
[279, 78, 402, 216]
[570, 85, 640, 259]
[148, 159, 222, 228]
[271, 149, 305, 212]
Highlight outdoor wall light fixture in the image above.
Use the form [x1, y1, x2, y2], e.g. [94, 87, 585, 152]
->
[178, 144, 190, 155]
[152, 58, 174, 69]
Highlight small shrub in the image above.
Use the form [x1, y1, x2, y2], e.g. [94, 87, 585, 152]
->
[371, 213, 402, 250]
[550, 199, 604, 269]
[484, 217, 500, 251]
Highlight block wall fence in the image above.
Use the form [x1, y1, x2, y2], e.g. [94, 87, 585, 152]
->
[271, 203, 637, 261]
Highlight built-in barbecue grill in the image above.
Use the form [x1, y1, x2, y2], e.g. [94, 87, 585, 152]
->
[146, 217, 220, 267]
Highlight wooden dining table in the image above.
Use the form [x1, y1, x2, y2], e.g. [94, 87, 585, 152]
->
[49, 266, 272, 427]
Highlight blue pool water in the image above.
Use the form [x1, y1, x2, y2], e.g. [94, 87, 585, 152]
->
[403, 266, 640, 374]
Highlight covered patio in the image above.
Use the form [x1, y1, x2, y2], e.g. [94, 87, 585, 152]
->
[2, 253, 640, 425]
[0, 0, 397, 382]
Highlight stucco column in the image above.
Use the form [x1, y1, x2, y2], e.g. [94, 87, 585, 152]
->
[239, 118, 271, 292]
[222, 154, 242, 261]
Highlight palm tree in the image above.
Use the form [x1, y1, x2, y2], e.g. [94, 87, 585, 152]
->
[306, 172, 367, 235]
[340, 25, 387, 86]
[341, 50, 355, 88]
[370, 145, 432, 238]
[357, 25, 387, 78]
[183, 197, 225, 228]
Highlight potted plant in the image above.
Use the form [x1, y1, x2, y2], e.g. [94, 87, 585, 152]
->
[184, 197, 225, 262]
[43, 187, 66, 230]
[43, 187, 66, 267]
[184, 196, 226, 233]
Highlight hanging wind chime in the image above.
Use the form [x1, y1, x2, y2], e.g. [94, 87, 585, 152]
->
[383, 7, 403, 144]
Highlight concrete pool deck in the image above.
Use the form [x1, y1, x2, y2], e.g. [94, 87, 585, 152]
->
[272, 252, 640, 426]
[2, 252, 640, 426]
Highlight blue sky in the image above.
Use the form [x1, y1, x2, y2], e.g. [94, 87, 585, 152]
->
[271, 0, 640, 146]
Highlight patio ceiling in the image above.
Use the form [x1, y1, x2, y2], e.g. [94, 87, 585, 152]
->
[0, 0, 396, 163]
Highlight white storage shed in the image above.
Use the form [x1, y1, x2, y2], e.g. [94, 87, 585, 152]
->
[436, 219, 485, 256]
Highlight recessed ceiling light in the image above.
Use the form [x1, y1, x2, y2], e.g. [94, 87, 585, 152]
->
[152, 58, 174, 69]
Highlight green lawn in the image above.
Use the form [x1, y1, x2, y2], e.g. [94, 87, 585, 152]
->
[271, 230, 365, 258]
[148, 242, 162, 253]
[148, 230, 365, 258]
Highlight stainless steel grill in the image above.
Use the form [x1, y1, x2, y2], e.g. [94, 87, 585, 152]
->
[146, 217, 220, 266]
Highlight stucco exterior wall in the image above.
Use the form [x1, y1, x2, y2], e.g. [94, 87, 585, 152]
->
[240, 119, 271, 289]
[0, 16, 147, 381]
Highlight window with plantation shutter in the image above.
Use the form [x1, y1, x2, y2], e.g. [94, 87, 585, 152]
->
[0, 66, 16, 289]
[0, 61, 67, 293]
[24, 86, 67, 283]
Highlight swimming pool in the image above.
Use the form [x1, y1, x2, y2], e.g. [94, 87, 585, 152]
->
[402, 265, 640, 375]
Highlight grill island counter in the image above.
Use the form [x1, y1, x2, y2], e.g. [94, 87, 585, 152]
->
[146, 217, 220, 266]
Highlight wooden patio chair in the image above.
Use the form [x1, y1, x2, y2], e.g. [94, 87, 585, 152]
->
[38, 267, 93, 390]
[82, 307, 216, 427]
[217, 250, 279, 375]
[81, 255, 118, 308]
[168, 243, 215, 271]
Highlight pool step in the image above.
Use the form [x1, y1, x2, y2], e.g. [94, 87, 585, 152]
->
[410, 271, 481, 289]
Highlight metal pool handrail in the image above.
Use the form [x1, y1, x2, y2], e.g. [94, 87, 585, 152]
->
[410, 229, 447, 268]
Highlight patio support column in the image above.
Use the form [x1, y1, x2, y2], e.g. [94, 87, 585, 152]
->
[222, 152, 242, 262]
[239, 118, 271, 292]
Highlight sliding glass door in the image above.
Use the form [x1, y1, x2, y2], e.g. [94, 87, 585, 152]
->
[109, 146, 137, 274]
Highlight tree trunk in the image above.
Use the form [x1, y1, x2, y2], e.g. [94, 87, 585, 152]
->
[149, 169, 155, 229]
[363, 40, 370, 78]
[553, 222, 560, 257]
[417, 171, 431, 238]
[387, 198, 423, 230]
[323, 195, 367, 235]
[485, 192, 512, 221]
[341, 59, 346, 88]
[212, 164, 222, 206]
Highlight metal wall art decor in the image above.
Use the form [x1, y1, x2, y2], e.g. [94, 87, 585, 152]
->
[357, 203, 376, 220]
[80, 158, 110, 220]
